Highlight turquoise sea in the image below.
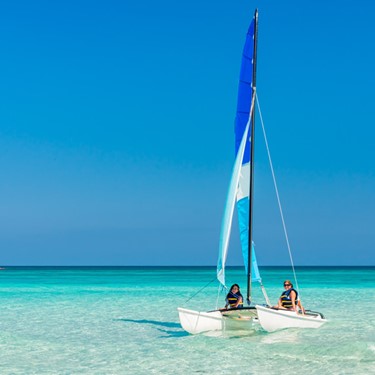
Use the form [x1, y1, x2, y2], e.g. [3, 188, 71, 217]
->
[0, 267, 374, 374]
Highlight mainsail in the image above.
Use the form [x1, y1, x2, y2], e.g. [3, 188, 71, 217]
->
[217, 12, 261, 290]
[235, 14, 262, 291]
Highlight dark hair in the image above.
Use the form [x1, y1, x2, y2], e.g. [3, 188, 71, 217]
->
[226, 284, 242, 299]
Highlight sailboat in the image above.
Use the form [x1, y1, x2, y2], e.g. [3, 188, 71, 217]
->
[178, 9, 326, 334]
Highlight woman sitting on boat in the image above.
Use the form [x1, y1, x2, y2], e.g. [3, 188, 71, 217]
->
[225, 284, 243, 309]
[276, 280, 304, 312]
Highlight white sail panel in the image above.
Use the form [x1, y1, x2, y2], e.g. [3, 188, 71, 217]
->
[237, 163, 250, 201]
[217, 118, 250, 287]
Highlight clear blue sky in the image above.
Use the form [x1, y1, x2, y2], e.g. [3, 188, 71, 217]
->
[1, 0, 374, 266]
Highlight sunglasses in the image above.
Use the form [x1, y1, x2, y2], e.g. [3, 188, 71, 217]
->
[284, 283, 291, 286]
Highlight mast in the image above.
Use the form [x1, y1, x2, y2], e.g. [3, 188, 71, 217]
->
[247, 9, 258, 305]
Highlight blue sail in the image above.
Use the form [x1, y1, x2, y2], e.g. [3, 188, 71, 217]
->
[217, 14, 262, 287]
[235, 16, 261, 282]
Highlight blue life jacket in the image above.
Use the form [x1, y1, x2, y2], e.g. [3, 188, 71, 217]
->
[226, 292, 243, 308]
[280, 288, 298, 308]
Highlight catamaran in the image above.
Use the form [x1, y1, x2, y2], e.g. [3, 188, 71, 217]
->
[178, 9, 326, 334]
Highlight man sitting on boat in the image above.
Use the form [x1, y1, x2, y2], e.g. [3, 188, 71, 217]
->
[224, 284, 243, 309]
[275, 280, 304, 312]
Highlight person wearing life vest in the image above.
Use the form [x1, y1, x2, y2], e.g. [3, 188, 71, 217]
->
[276, 280, 303, 312]
[225, 284, 243, 309]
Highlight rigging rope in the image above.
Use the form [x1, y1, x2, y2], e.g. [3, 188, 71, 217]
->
[256, 94, 302, 303]
[183, 276, 217, 306]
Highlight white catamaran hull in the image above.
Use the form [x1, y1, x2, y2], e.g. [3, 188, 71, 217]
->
[255, 305, 327, 332]
[178, 307, 258, 334]
[178, 308, 222, 334]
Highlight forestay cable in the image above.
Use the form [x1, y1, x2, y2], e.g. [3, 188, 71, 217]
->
[256, 94, 302, 302]
[183, 276, 217, 306]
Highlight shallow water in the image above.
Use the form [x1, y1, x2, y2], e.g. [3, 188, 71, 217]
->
[0, 267, 374, 374]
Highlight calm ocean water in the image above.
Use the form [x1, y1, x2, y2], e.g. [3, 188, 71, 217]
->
[0, 266, 374, 374]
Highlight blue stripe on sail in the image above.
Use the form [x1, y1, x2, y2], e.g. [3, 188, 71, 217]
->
[235, 18, 255, 165]
[235, 16, 256, 276]
[250, 244, 261, 282]
[237, 196, 249, 261]
[237, 197, 261, 282]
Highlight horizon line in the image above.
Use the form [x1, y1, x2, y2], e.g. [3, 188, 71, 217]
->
[0, 265, 373, 268]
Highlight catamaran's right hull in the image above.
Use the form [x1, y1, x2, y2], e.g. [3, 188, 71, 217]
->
[255, 305, 327, 332]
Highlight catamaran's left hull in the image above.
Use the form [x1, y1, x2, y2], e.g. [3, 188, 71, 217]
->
[177, 307, 258, 334]
[178, 308, 223, 334]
